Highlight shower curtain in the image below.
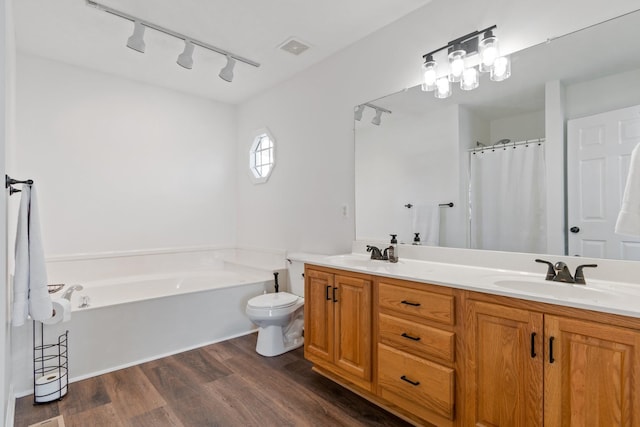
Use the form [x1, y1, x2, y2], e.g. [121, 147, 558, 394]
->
[469, 142, 547, 253]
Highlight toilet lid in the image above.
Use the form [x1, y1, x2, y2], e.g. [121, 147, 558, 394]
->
[248, 292, 300, 309]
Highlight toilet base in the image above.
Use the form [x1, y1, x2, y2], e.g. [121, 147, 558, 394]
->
[255, 324, 304, 357]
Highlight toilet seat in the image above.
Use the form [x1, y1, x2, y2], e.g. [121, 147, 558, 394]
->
[247, 292, 300, 310]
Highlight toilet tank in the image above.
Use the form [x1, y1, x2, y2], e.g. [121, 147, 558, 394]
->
[288, 260, 305, 297]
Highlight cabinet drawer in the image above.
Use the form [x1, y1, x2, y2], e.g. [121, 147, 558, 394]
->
[379, 313, 455, 362]
[378, 282, 454, 325]
[378, 343, 455, 420]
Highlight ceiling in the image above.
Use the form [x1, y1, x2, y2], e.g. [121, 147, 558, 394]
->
[13, 0, 431, 104]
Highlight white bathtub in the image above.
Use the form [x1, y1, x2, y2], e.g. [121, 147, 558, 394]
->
[11, 249, 286, 396]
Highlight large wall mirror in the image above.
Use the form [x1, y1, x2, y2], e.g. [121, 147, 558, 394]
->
[355, 9, 640, 261]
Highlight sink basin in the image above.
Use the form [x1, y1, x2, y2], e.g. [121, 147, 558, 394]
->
[324, 254, 379, 268]
[485, 274, 640, 304]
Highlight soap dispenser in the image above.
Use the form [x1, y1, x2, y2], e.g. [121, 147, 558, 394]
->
[388, 234, 399, 263]
[413, 233, 421, 245]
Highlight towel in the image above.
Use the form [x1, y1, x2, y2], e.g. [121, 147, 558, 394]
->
[615, 143, 640, 236]
[412, 204, 440, 246]
[12, 184, 52, 326]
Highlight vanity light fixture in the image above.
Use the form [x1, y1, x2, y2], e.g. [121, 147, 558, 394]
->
[86, 0, 260, 82]
[354, 103, 392, 124]
[421, 25, 510, 98]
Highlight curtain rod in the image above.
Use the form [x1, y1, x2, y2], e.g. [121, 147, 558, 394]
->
[468, 138, 545, 153]
[85, 0, 260, 68]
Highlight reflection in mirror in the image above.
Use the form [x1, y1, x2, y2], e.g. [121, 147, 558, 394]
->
[355, 9, 640, 260]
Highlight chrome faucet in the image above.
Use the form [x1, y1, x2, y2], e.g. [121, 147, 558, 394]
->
[535, 259, 597, 285]
[366, 245, 388, 260]
[61, 284, 84, 301]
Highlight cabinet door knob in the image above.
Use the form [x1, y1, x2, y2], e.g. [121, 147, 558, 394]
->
[400, 375, 420, 386]
[400, 300, 421, 307]
[401, 332, 421, 341]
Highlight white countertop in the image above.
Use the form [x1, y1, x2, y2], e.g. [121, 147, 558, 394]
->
[289, 252, 640, 319]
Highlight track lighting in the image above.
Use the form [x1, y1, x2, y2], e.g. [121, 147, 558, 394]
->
[177, 40, 195, 69]
[126, 20, 146, 53]
[86, 0, 260, 83]
[371, 109, 383, 126]
[355, 103, 391, 125]
[420, 25, 510, 99]
[219, 55, 236, 82]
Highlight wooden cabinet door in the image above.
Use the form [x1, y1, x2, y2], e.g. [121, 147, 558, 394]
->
[304, 269, 334, 364]
[465, 300, 543, 427]
[544, 315, 640, 427]
[333, 274, 372, 382]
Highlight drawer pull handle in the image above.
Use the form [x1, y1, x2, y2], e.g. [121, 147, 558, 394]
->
[325, 285, 331, 301]
[400, 375, 420, 386]
[549, 336, 555, 364]
[401, 332, 421, 341]
[333, 287, 338, 303]
[530, 332, 537, 358]
[400, 300, 421, 307]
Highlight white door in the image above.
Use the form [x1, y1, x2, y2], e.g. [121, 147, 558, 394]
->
[567, 105, 640, 260]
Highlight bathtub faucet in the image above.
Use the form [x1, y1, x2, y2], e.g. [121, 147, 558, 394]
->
[61, 284, 84, 301]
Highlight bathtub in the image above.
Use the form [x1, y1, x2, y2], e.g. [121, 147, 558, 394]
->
[11, 249, 286, 396]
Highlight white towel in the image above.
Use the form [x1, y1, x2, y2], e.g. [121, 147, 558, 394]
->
[412, 204, 440, 246]
[615, 143, 640, 236]
[12, 184, 52, 326]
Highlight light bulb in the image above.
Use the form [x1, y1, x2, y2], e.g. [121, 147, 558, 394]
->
[448, 47, 466, 82]
[435, 77, 451, 99]
[461, 67, 479, 90]
[421, 56, 438, 92]
[479, 31, 499, 72]
[490, 56, 511, 81]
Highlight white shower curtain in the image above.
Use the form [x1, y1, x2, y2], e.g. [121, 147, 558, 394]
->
[470, 142, 547, 253]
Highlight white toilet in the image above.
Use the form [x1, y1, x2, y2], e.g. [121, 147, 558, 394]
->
[246, 260, 305, 357]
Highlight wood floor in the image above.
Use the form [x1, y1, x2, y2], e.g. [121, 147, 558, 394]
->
[15, 333, 411, 427]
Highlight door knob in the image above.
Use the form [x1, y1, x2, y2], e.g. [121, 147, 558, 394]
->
[570, 226, 580, 233]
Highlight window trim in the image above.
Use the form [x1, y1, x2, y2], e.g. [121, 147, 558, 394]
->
[248, 128, 276, 184]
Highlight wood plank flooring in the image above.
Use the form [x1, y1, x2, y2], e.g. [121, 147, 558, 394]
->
[15, 333, 411, 427]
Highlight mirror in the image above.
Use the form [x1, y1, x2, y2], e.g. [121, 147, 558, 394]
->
[355, 9, 640, 260]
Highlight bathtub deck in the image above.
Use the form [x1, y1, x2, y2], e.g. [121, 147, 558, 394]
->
[14, 333, 410, 427]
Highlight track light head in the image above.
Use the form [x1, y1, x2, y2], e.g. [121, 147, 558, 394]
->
[371, 109, 383, 126]
[219, 55, 236, 82]
[354, 105, 365, 121]
[126, 20, 146, 53]
[177, 40, 195, 69]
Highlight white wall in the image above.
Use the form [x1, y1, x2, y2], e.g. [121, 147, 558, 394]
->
[15, 54, 238, 256]
[490, 110, 545, 143]
[236, 0, 640, 255]
[355, 105, 460, 246]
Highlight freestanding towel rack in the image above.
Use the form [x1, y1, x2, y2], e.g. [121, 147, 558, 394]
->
[5, 174, 33, 195]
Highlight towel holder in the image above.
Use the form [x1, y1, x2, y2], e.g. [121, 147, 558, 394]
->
[5, 174, 33, 196]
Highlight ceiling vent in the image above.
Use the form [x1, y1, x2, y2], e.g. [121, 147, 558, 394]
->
[279, 38, 310, 56]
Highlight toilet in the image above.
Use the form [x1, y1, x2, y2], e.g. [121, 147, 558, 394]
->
[246, 260, 305, 357]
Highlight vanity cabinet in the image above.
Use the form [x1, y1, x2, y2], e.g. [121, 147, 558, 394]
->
[304, 267, 373, 390]
[464, 295, 640, 427]
[376, 278, 457, 426]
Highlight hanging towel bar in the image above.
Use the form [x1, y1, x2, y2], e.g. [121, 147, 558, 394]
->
[6, 174, 34, 195]
[405, 202, 454, 208]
